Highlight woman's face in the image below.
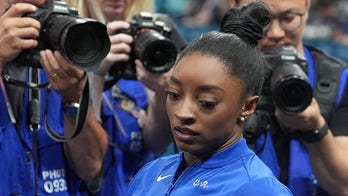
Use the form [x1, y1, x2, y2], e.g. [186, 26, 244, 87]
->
[97, 0, 131, 21]
[166, 52, 247, 161]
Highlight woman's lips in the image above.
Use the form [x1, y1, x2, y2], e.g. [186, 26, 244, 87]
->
[173, 126, 199, 142]
[104, 0, 125, 7]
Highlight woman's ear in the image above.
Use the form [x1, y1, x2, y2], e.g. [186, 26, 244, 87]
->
[241, 95, 259, 116]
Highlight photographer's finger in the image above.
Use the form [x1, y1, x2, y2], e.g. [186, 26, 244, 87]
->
[3, 3, 37, 17]
[14, 17, 40, 29]
[17, 26, 40, 40]
[17, 38, 38, 50]
[109, 53, 130, 63]
[110, 42, 131, 54]
[40, 50, 60, 79]
[53, 51, 85, 80]
[107, 20, 130, 35]
[110, 33, 133, 44]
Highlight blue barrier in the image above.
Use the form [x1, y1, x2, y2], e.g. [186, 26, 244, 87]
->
[304, 39, 348, 64]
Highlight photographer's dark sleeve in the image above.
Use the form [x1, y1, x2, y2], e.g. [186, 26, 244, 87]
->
[330, 82, 348, 136]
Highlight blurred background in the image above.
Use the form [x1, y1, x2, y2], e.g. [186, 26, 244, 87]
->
[154, 0, 348, 63]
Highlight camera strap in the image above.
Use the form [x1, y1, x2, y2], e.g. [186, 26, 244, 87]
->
[305, 45, 345, 121]
[2, 73, 50, 89]
[45, 75, 90, 142]
[2, 70, 89, 142]
[29, 67, 41, 196]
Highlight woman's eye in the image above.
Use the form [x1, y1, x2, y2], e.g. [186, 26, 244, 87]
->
[199, 100, 218, 110]
[166, 91, 180, 101]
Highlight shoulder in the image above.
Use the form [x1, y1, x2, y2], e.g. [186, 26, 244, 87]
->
[235, 177, 293, 195]
[305, 45, 348, 69]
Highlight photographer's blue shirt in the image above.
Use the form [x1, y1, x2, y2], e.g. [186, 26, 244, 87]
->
[0, 68, 81, 195]
[90, 79, 155, 195]
[128, 139, 292, 196]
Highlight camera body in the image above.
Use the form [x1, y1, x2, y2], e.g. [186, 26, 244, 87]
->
[15, 0, 110, 72]
[263, 45, 313, 113]
[109, 12, 179, 80]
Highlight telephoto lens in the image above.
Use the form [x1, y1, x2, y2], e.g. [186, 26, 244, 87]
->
[133, 29, 178, 73]
[264, 45, 313, 113]
[15, 0, 111, 72]
[45, 16, 111, 72]
[270, 62, 313, 113]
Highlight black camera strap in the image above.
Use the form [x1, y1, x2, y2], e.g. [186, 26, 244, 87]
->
[45, 75, 90, 142]
[29, 67, 41, 196]
[2, 73, 50, 89]
[2, 71, 90, 142]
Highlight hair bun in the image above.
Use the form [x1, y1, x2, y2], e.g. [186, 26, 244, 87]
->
[220, 1, 270, 46]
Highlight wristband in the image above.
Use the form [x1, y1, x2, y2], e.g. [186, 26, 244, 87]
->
[298, 122, 329, 143]
[63, 102, 80, 116]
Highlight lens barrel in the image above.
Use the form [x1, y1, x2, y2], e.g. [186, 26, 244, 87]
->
[134, 29, 177, 73]
[271, 62, 313, 113]
[14, 1, 110, 71]
[46, 15, 110, 72]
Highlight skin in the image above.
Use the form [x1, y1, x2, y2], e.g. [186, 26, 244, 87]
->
[96, 0, 131, 22]
[91, 0, 173, 153]
[229, 0, 348, 195]
[166, 52, 257, 166]
[0, 1, 108, 180]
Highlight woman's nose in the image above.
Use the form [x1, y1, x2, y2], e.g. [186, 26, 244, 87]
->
[175, 99, 196, 125]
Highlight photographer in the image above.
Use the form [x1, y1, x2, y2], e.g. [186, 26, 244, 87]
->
[73, 0, 186, 195]
[223, 0, 348, 195]
[0, 0, 108, 195]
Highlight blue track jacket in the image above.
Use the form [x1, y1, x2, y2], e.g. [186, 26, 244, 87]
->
[128, 139, 292, 195]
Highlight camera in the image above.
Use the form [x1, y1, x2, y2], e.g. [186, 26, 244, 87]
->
[263, 45, 313, 113]
[109, 12, 179, 80]
[15, 0, 111, 72]
[244, 45, 313, 145]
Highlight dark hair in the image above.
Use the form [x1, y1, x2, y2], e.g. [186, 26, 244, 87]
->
[176, 31, 267, 97]
[175, 1, 270, 98]
[220, 1, 270, 46]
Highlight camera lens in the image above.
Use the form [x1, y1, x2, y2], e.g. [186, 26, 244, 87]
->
[271, 63, 313, 113]
[134, 30, 177, 73]
[46, 16, 110, 72]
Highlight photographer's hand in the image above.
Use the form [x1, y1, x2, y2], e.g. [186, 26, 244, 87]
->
[135, 59, 172, 92]
[0, 3, 39, 72]
[40, 49, 86, 103]
[91, 21, 133, 118]
[275, 98, 325, 132]
[40, 49, 108, 180]
[135, 59, 173, 153]
[95, 20, 133, 76]
[277, 97, 348, 194]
